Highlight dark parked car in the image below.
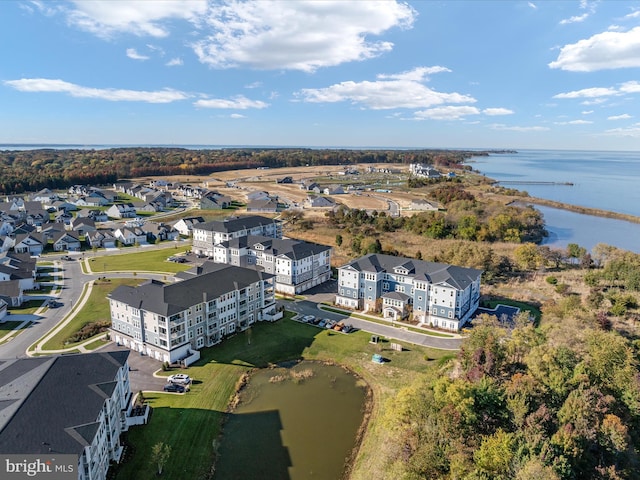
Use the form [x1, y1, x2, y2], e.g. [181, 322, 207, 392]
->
[163, 384, 185, 393]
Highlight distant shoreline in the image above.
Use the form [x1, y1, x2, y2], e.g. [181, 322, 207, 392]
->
[514, 196, 640, 225]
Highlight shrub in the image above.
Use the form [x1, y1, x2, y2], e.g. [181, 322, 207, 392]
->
[546, 276, 558, 285]
[555, 283, 570, 295]
[65, 320, 111, 344]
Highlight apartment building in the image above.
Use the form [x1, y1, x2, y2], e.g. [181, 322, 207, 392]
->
[191, 215, 282, 257]
[211, 235, 332, 295]
[108, 264, 277, 364]
[335, 254, 482, 331]
[0, 351, 132, 480]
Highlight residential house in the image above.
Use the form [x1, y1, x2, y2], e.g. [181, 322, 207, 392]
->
[0, 351, 134, 480]
[335, 253, 482, 331]
[55, 211, 73, 226]
[0, 298, 7, 322]
[200, 191, 231, 210]
[141, 222, 179, 243]
[211, 235, 332, 294]
[300, 182, 321, 194]
[12, 233, 45, 256]
[276, 176, 293, 184]
[172, 216, 204, 237]
[304, 195, 336, 208]
[52, 200, 78, 212]
[106, 203, 137, 219]
[192, 215, 282, 257]
[114, 226, 146, 246]
[323, 185, 345, 195]
[71, 217, 97, 236]
[409, 163, 442, 179]
[0, 281, 24, 307]
[0, 251, 38, 292]
[51, 231, 82, 252]
[86, 229, 117, 249]
[411, 199, 439, 211]
[246, 197, 281, 213]
[109, 264, 278, 363]
[77, 209, 109, 222]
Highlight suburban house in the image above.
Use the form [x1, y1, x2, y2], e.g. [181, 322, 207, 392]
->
[411, 199, 439, 211]
[109, 264, 279, 364]
[335, 254, 482, 331]
[323, 185, 345, 195]
[200, 191, 231, 210]
[210, 235, 332, 294]
[70, 217, 97, 236]
[172, 216, 205, 237]
[409, 163, 442, 179]
[0, 251, 38, 292]
[114, 227, 147, 246]
[246, 197, 281, 213]
[77, 209, 109, 223]
[12, 233, 45, 256]
[192, 215, 282, 257]
[0, 351, 134, 480]
[51, 231, 82, 252]
[0, 281, 24, 307]
[86, 229, 117, 249]
[106, 203, 137, 219]
[304, 195, 336, 208]
[0, 298, 7, 321]
[142, 222, 180, 243]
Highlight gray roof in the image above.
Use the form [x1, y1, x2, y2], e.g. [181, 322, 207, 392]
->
[225, 235, 330, 260]
[111, 264, 274, 316]
[341, 253, 482, 290]
[382, 291, 411, 302]
[195, 215, 279, 234]
[0, 351, 129, 456]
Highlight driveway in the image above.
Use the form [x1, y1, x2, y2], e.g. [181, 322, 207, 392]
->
[102, 342, 167, 393]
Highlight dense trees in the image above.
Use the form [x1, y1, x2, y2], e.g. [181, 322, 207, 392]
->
[381, 316, 640, 479]
[0, 147, 494, 194]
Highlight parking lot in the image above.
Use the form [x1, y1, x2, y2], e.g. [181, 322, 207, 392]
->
[103, 343, 167, 393]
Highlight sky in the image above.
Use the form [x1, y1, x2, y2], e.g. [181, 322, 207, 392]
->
[2, 0, 640, 150]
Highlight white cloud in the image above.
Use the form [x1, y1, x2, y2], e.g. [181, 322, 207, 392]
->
[194, 95, 268, 109]
[608, 114, 632, 120]
[489, 124, 550, 132]
[582, 110, 594, 114]
[296, 66, 475, 110]
[560, 13, 589, 25]
[4, 78, 189, 103]
[528, 2, 537, 10]
[581, 98, 607, 105]
[126, 48, 149, 60]
[553, 87, 618, 99]
[414, 106, 480, 121]
[619, 81, 640, 93]
[166, 57, 183, 67]
[482, 107, 514, 116]
[230, 113, 246, 119]
[624, 10, 640, 20]
[192, 1, 416, 71]
[245, 82, 263, 89]
[554, 119, 593, 125]
[549, 26, 640, 71]
[65, 0, 207, 38]
[603, 123, 640, 137]
[377, 66, 451, 81]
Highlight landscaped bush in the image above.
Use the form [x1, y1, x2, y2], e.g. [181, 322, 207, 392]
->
[65, 320, 111, 344]
[545, 275, 558, 285]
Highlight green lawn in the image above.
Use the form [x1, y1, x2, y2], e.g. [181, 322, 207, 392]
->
[9, 300, 46, 315]
[87, 246, 193, 273]
[39, 278, 142, 351]
[114, 315, 446, 480]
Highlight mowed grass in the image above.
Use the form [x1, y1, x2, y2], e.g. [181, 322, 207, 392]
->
[115, 315, 445, 480]
[87, 246, 193, 273]
[39, 278, 142, 351]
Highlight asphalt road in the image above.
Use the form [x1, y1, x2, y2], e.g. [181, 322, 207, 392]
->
[282, 299, 462, 351]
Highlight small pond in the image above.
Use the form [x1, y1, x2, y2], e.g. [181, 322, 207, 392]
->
[213, 361, 369, 480]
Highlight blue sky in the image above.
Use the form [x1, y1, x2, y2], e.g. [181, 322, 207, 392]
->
[2, 0, 640, 150]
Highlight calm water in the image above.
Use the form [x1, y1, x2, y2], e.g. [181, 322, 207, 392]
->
[214, 362, 367, 480]
[471, 150, 640, 253]
[471, 150, 640, 216]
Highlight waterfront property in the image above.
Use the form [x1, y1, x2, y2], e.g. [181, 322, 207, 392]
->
[191, 215, 282, 257]
[0, 351, 133, 480]
[108, 264, 279, 364]
[335, 254, 482, 331]
[207, 235, 332, 295]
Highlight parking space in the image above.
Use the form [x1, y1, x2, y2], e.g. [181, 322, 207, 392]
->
[102, 343, 167, 393]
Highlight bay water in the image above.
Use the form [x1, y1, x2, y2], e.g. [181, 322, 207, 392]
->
[469, 150, 640, 253]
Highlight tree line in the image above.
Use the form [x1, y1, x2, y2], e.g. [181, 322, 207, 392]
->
[0, 147, 498, 194]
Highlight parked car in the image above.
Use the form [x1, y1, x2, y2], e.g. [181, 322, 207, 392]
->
[342, 324, 353, 333]
[48, 299, 62, 308]
[163, 384, 185, 393]
[62, 255, 74, 261]
[302, 315, 315, 323]
[167, 373, 191, 385]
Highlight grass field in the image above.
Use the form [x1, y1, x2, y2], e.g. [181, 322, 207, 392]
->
[87, 246, 194, 274]
[39, 278, 142, 351]
[114, 315, 445, 480]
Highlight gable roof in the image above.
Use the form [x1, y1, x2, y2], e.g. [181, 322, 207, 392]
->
[0, 351, 129, 455]
[194, 215, 279, 234]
